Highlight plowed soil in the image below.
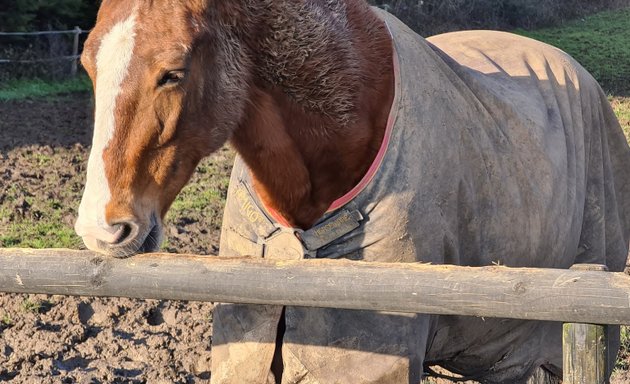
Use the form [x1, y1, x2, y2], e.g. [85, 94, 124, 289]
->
[0, 93, 219, 383]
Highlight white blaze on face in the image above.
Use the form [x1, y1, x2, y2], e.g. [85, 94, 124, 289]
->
[75, 13, 138, 247]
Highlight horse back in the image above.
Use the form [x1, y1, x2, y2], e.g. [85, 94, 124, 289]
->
[424, 29, 630, 272]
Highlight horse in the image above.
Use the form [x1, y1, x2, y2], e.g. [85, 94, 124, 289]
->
[74, 0, 630, 383]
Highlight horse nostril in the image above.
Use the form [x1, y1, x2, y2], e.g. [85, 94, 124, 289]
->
[112, 221, 140, 245]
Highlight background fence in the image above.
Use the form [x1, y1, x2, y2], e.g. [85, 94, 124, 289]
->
[0, 28, 88, 82]
[2, 0, 630, 82]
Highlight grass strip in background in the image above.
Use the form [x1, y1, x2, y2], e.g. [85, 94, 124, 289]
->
[0, 219, 81, 249]
[516, 7, 630, 96]
[611, 97, 630, 139]
[0, 75, 92, 101]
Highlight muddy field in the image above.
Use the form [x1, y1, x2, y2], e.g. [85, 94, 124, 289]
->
[0, 93, 223, 383]
[0, 92, 629, 383]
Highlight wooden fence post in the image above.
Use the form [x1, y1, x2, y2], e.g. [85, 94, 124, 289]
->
[563, 264, 610, 384]
[71, 26, 81, 77]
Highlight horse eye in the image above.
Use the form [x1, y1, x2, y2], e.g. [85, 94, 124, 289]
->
[158, 70, 186, 87]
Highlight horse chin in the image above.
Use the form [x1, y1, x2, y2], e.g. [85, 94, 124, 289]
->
[82, 222, 163, 259]
[136, 223, 163, 255]
[109, 223, 163, 258]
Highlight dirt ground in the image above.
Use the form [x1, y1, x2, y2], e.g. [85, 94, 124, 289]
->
[0, 93, 629, 383]
[0, 93, 219, 383]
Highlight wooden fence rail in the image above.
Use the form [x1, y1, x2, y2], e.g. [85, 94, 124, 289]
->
[0, 248, 629, 325]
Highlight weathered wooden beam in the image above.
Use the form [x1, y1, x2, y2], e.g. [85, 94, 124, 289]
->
[0, 248, 629, 325]
[70, 26, 81, 77]
[563, 264, 611, 384]
[563, 323, 608, 384]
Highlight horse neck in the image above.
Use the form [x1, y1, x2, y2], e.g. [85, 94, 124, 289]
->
[230, 0, 394, 229]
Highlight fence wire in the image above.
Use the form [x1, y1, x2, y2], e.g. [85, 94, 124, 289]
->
[0, 28, 87, 65]
[0, 55, 81, 64]
[0, 28, 88, 80]
[0, 30, 88, 37]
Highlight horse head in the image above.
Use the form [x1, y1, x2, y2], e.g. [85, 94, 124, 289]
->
[75, 0, 394, 257]
[75, 0, 257, 257]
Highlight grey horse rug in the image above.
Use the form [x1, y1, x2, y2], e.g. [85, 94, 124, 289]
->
[211, 8, 630, 384]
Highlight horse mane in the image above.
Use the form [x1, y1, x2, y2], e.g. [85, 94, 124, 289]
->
[207, 0, 395, 227]
[256, 0, 360, 126]
[208, 0, 391, 127]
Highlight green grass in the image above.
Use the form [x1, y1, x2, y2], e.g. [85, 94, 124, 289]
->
[611, 96, 629, 376]
[20, 298, 42, 313]
[611, 97, 630, 139]
[0, 209, 82, 249]
[169, 150, 231, 217]
[170, 185, 225, 213]
[616, 326, 630, 375]
[0, 75, 92, 101]
[0, 182, 83, 249]
[19, 298, 53, 314]
[516, 8, 630, 96]
[1, 313, 13, 325]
